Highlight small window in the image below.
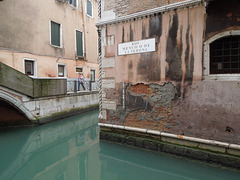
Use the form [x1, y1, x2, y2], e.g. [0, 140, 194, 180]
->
[210, 36, 240, 74]
[76, 67, 83, 73]
[76, 30, 84, 57]
[25, 60, 35, 76]
[58, 64, 66, 77]
[90, 69, 95, 82]
[68, 0, 77, 8]
[86, 0, 93, 17]
[51, 21, 61, 47]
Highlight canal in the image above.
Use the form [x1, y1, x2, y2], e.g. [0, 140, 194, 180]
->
[0, 110, 240, 180]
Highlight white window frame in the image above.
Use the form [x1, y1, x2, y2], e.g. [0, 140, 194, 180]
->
[69, 0, 78, 8]
[203, 30, 240, 81]
[75, 29, 85, 57]
[49, 20, 63, 48]
[23, 58, 37, 77]
[90, 68, 96, 82]
[76, 66, 83, 73]
[86, 0, 93, 18]
[57, 63, 67, 77]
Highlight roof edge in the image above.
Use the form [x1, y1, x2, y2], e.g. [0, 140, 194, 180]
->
[96, 0, 203, 27]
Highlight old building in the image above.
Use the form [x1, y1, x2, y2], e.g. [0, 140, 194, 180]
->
[97, 0, 240, 145]
[0, 0, 98, 82]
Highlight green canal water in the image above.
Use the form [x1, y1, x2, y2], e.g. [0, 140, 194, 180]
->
[0, 110, 240, 180]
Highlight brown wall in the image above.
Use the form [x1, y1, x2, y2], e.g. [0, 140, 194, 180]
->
[205, 0, 240, 40]
[100, 1, 240, 144]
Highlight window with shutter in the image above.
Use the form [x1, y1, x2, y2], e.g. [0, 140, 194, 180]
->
[76, 30, 84, 57]
[51, 21, 61, 47]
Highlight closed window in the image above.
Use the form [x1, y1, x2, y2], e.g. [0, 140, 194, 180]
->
[68, 0, 77, 7]
[76, 30, 84, 57]
[86, 0, 92, 17]
[203, 30, 240, 80]
[25, 60, 34, 76]
[90, 69, 95, 82]
[210, 36, 240, 74]
[76, 67, 83, 73]
[58, 64, 66, 77]
[51, 21, 61, 47]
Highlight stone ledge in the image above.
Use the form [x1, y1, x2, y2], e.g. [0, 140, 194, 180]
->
[38, 104, 99, 124]
[99, 126, 240, 170]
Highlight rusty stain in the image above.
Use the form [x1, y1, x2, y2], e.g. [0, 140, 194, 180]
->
[178, 135, 183, 139]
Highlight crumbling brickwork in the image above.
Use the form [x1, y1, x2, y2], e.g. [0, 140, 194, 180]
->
[103, 0, 186, 17]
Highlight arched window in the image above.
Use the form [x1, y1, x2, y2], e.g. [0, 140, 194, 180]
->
[203, 30, 240, 80]
[210, 36, 240, 74]
[86, 0, 93, 17]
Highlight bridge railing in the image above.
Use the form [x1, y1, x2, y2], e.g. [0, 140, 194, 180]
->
[67, 78, 99, 93]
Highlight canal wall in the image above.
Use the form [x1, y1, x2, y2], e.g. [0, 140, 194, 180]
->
[99, 124, 240, 170]
[0, 85, 99, 126]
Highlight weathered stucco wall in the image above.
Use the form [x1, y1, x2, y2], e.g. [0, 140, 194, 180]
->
[100, 1, 240, 144]
[205, 0, 240, 41]
[0, 0, 99, 79]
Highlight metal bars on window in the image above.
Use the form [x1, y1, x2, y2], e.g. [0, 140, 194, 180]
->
[210, 36, 240, 74]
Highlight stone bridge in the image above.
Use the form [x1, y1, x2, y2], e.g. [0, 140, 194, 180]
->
[0, 62, 99, 127]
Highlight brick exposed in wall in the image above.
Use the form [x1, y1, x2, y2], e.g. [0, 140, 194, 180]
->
[103, 0, 186, 17]
[104, 82, 177, 131]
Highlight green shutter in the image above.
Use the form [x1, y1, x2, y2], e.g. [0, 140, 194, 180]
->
[76, 30, 83, 56]
[51, 21, 60, 46]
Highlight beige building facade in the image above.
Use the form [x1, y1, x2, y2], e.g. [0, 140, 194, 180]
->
[0, 0, 98, 81]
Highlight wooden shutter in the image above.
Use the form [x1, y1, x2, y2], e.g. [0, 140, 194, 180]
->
[51, 21, 60, 46]
[76, 30, 83, 57]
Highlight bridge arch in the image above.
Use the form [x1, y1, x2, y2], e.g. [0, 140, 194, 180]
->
[0, 90, 36, 126]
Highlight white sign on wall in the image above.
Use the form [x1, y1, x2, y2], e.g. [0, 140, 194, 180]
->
[118, 38, 156, 56]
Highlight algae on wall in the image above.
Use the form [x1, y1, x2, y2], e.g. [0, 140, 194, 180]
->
[0, 62, 67, 98]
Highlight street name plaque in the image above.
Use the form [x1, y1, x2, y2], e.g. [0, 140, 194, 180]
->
[118, 38, 156, 56]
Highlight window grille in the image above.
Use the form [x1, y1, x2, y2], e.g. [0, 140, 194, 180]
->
[210, 36, 240, 74]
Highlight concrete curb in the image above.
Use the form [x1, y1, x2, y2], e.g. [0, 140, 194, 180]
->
[98, 123, 240, 152]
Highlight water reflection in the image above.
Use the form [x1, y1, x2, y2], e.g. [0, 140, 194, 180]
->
[0, 111, 100, 180]
[100, 142, 240, 180]
[0, 110, 240, 180]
